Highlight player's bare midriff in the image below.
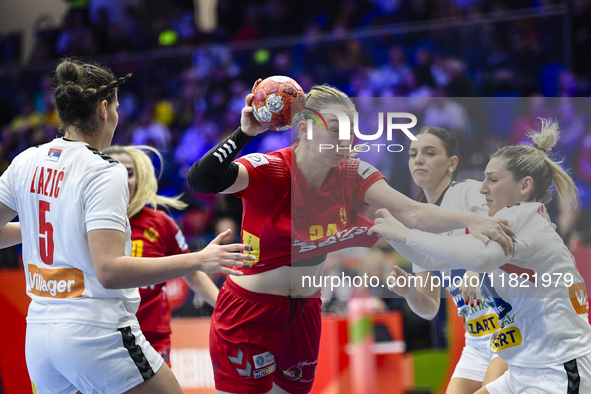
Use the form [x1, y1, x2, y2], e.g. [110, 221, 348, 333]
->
[231, 261, 326, 298]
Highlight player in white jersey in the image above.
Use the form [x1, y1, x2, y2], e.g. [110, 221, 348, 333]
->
[371, 119, 591, 394]
[0, 58, 255, 394]
[388, 127, 506, 394]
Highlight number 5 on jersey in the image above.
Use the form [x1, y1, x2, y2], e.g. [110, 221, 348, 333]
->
[39, 200, 54, 265]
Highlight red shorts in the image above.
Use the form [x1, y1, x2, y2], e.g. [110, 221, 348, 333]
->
[210, 278, 321, 394]
[143, 331, 171, 367]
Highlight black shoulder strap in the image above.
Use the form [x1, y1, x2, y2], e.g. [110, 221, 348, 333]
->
[86, 145, 118, 164]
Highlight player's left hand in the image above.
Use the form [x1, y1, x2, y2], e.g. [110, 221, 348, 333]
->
[368, 208, 411, 243]
[241, 79, 268, 137]
[459, 270, 483, 308]
[466, 214, 514, 256]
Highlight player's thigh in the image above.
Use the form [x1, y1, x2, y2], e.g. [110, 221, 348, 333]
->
[123, 362, 183, 394]
[216, 390, 272, 394]
[450, 346, 492, 385]
[272, 381, 306, 394]
[446, 377, 483, 394]
[273, 298, 321, 394]
[482, 355, 508, 385]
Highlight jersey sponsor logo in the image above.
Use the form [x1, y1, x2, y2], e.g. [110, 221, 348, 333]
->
[132, 240, 144, 257]
[26, 264, 84, 298]
[253, 351, 275, 369]
[241, 153, 269, 168]
[294, 226, 369, 253]
[569, 282, 589, 315]
[490, 326, 523, 351]
[282, 365, 302, 381]
[242, 230, 260, 263]
[357, 161, 378, 180]
[253, 364, 276, 379]
[46, 148, 62, 162]
[466, 313, 499, 337]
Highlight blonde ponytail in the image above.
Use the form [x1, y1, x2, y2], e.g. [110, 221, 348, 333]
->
[104, 145, 188, 217]
[492, 118, 577, 206]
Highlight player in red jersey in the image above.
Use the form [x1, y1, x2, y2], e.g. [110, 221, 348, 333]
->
[104, 145, 219, 367]
[188, 80, 513, 394]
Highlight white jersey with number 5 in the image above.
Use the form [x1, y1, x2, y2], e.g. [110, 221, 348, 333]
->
[0, 138, 139, 329]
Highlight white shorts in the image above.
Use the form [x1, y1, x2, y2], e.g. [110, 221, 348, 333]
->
[451, 345, 498, 382]
[26, 322, 164, 394]
[486, 353, 591, 394]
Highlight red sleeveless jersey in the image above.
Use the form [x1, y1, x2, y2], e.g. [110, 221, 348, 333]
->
[234, 146, 385, 274]
[130, 207, 189, 333]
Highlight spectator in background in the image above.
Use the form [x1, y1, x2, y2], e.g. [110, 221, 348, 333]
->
[403, 68, 434, 112]
[442, 58, 477, 97]
[369, 46, 410, 91]
[508, 95, 550, 145]
[132, 104, 172, 152]
[422, 94, 470, 138]
[174, 110, 220, 177]
[558, 70, 580, 97]
[413, 46, 436, 88]
[554, 97, 586, 161]
[232, 5, 262, 42]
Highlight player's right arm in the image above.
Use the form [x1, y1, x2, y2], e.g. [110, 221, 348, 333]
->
[89, 228, 255, 289]
[187, 79, 266, 195]
[86, 160, 254, 290]
[0, 203, 19, 248]
[0, 161, 21, 248]
[389, 268, 441, 320]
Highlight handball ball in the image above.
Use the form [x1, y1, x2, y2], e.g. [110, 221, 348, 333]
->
[251, 76, 306, 131]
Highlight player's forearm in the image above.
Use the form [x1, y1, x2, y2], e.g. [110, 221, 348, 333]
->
[97, 254, 197, 290]
[187, 127, 253, 194]
[406, 230, 509, 272]
[403, 286, 440, 321]
[183, 271, 219, 306]
[410, 203, 475, 233]
[388, 239, 457, 271]
[0, 222, 21, 248]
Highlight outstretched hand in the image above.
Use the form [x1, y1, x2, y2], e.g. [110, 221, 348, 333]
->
[198, 229, 256, 276]
[387, 266, 416, 297]
[368, 208, 411, 243]
[241, 78, 268, 137]
[467, 215, 515, 255]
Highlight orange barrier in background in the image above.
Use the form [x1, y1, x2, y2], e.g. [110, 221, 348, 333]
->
[0, 269, 31, 394]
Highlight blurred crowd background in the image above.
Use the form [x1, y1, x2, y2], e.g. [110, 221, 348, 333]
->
[2, 0, 591, 338]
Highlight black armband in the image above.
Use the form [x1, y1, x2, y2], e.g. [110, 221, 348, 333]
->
[187, 127, 255, 194]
